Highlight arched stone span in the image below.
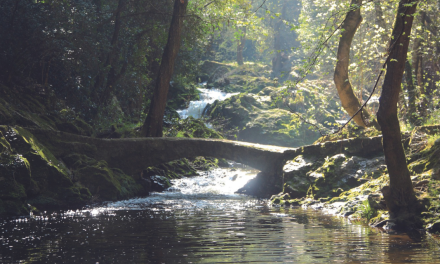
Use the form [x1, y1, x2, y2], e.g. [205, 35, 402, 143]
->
[30, 128, 383, 194]
[94, 138, 291, 175]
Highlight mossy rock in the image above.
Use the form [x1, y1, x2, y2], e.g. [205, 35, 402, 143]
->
[0, 85, 62, 130]
[408, 142, 440, 174]
[220, 75, 276, 94]
[0, 126, 95, 215]
[206, 93, 320, 147]
[166, 117, 223, 139]
[283, 155, 323, 198]
[283, 153, 386, 201]
[192, 157, 219, 171]
[69, 156, 144, 201]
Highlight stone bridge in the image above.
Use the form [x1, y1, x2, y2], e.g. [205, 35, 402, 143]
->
[31, 129, 383, 194]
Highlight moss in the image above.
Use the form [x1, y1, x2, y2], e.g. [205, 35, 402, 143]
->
[165, 117, 224, 139]
[306, 154, 348, 199]
[0, 127, 98, 215]
[64, 154, 144, 201]
[13, 127, 70, 176]
[408, 144, 440, 174]
[0, 128, 12, 152]
[206, 92, 321, 146]
[192, 157, 219, 171]
[315, 126, 381, 144]
[76, 165, 121, 200]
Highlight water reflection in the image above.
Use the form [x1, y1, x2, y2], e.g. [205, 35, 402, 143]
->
[1, 167, 440, 263]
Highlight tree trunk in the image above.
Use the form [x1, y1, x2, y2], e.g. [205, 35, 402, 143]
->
[141, 0, 188, 137]
[237, 27, 246, 66]
[377, 0, 421, 229]
[334, 0, 376, 128]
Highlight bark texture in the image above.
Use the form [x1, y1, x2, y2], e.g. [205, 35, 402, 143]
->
[377, 0, 421, 229]
[141, 0, 188, 137]
[334, 0, 375, 128]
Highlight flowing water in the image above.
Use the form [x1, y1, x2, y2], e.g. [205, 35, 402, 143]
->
[1, 166, 440, 264]
[2, 89, 440, 263]
[176, 86, 238, 119]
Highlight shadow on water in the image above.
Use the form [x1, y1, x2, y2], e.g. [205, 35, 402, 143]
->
[1, 166, 440, 263]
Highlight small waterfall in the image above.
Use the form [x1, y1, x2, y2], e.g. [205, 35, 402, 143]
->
[177, 86, 238, 119]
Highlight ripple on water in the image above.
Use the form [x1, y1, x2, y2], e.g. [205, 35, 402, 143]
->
[1, 167, 440, 263]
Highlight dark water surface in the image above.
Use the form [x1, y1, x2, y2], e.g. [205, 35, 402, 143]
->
[1, 167, 439, 264]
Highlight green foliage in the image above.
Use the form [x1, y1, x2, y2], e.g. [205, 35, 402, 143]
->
[165, 117, 223, 139]
[359, 199, 377, 221]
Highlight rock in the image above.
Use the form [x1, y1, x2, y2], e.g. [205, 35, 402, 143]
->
[150, 175, 171, 192]
[283, 155, 321, 198]
[0, 126, 91, 215]
[426, 220, 440, 233]
[236, 171, 281, 198]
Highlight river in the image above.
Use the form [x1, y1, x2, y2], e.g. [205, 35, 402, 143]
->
[1, 88, 440, 263]
[1, 166, 440, 263]
[176, 85, 238, 119]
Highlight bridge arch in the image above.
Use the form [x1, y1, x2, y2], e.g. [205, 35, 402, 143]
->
[31, 129, 383, 197]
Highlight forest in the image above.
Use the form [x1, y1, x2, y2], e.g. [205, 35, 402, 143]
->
[1, 0, 440, 262]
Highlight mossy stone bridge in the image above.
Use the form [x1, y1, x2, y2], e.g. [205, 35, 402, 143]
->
[31, 129, 383, 193]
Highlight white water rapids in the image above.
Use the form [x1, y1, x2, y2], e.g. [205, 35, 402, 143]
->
[176, 85, 238, 119]
[79, 166, 259, 215]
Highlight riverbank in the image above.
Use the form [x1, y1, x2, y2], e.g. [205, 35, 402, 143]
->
[1, 62, 440, 236]
[3, 168, 440, 263]
[270, 125, 440, 234]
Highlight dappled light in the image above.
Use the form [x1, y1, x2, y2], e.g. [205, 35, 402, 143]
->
[1, 0, 440, 262]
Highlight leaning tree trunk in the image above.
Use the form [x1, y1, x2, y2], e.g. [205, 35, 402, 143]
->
[334, 0, 376, 128]
[141, 0, 188, 137]
[377, 0, 421, 229]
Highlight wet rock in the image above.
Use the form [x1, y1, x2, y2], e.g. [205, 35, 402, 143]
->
[236, 171, 281, 198]
[283, 155, 321, 198]
[270, 192, 290, 205]
[150, 176, 171, 192]
[426, 220, 440, 233]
